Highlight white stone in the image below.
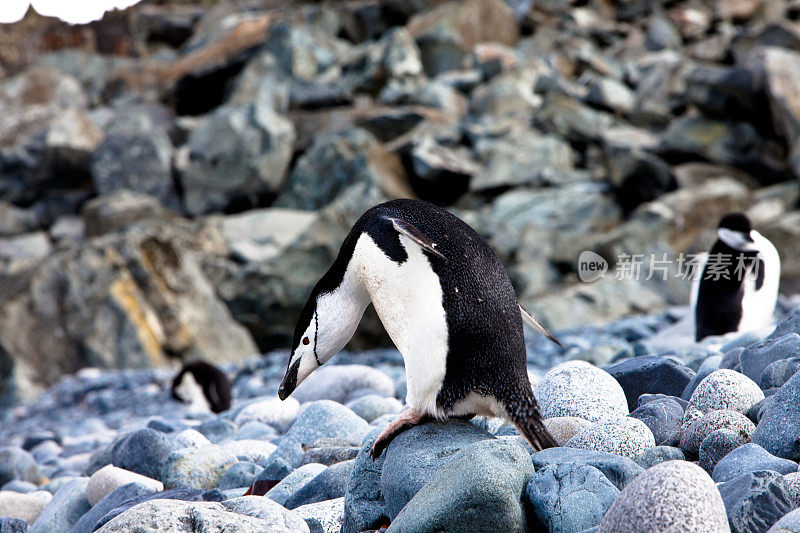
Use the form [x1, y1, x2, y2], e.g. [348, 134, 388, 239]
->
[235, 397, 300, 433]
[86, 465, 163, 506]
[535, 361, 628, 422]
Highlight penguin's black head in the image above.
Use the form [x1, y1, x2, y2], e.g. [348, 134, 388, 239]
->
[718, 213, 752, 234]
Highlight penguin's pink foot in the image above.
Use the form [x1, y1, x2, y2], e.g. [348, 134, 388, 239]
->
[370, 407, 430, 460]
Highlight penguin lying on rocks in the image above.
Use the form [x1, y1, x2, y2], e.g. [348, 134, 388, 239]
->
[695, 213, 780, 341]
[278, 199, 562, 459]
[171, 361, 232, 413]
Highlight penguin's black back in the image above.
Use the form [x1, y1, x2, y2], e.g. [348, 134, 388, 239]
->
[171, 361, 232, 413]
[321, 199, 529, 411]
[695, 240, 760, 341]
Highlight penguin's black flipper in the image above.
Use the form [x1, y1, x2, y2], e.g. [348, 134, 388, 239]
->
[385, 217, 447, 260]
[519, 304, 565, 349]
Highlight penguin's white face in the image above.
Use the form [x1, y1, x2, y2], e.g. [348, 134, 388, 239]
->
[717, 227, 758, 252]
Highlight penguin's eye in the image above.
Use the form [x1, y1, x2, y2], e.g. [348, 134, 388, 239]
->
[302, 337, 310, 345]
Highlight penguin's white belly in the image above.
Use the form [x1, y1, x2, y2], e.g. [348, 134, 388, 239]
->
[352, 233, 449, 416]
[738, 242, 780, 333]
[174, 373, 211, 414]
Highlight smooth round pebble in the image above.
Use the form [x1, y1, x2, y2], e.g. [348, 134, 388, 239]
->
[160, 445, 237, 490]
[234, 397, 300, 433]
[597, 460, 729, 532]
[345, 395, 403, 423]
[567, 417, 655, 459]
[174, 429, 211, 448]
[535, 361, 629, 422]
[679, 409, 755, 455]
[220, 440, 277, 463]
[698, 429, 746, 474]
[86, 465, 163, 506]
[684, 369, 764, 423]
[0, 490, 52, 523]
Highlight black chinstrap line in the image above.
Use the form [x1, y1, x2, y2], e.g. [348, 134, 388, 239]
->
[313, 312, 322, 366]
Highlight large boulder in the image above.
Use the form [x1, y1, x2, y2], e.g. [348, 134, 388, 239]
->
[753, 370, 800, 460]
[606, 356, 695, 412]
[712, 443, 798, 483]
[598, 461, 729, 533]
[380, 421, 494, 518]
[386, 439, 532, 532]
[719, 471, 797, 533]
[0, 217, 257, 404]
[740, 334, 800, 384]
[342, 429, 390, 533]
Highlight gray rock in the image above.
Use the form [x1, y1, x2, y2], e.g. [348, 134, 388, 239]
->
[598, 461, 728, 533]
[301, 439, 360, 466]
[221, 209, 317, 264]
[30, 478, 90, 533]
[629, 398, 685, 446]
[85, 465, 162, 506]
[91, 488, 224, 529]
[761, 358, 800, 390]
[341, 429, 389, 533]
[741, 334, 800, 384]
[254, 455, 293, 485]
[531, 447, 644, 490]
[719, 471, 797, 533]
[345, 395, 403, 423]
[699, 429, 747, 474]
[90, 111, 176, 208]
[217, 462, 264, 490]
[70, 482, 158, 533]
[0, 448, 43, 486]
[95, 499, 285, 532]
[160, 444, 237, 490]
[276, 128, 410, 211]
[292, 366, 395, 404]
[566, 417, 655, 459]
[111, 429, 180, 480]
[762, 48, 800, 181]
[768, 307, 800, 341]
[381, 420, 494, 518]
[270, 401, 370, 468]
[221, 496, 310, 533]
[0, 517, 28, 532]
[535, 361, 629, 422]
[82, 190, 167, 238]
[542, 417, 592, 446]
[753, 370, 800, 460]
[646, 15, 682, 51]
[285, 460, 354, 510]
[266, 463, 327, 507]
[607, 357, 694, 412]
[197, 418, 237, 443]
[684, 369, 765, 421]
[0, 480, 36, 493]
[534, 92, 614, 143]
[180, 103, 295, 215]
[633, 446, 685, 470]
[0, 491, 52, 524]
[0, 201, 38, 238]
[386, 439, 532, 532]
[526, 463, 619, 533]
[680, 410, 756, 455]
[769, 507, 800, 532]
[713, 443, 798, 483]
[293, 497, 345, 533]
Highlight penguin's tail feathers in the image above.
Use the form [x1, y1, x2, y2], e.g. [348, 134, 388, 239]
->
[506, 390, 559, 452]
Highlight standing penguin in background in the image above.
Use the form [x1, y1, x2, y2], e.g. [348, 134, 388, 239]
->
[172, 361, 232, 413]
[278, 199, 562, 458]
[695, 213, 780, 341]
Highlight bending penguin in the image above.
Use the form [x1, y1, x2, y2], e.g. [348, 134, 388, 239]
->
[695, 213, 780, 341]
[278, 199, 562, 458]
[172, 361, 232, 414]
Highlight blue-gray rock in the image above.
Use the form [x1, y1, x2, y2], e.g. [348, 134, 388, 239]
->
[342, 429, 390, 533]
[598, 460, 728, 532]
[680, 409, 755, 455]
[607, 357, 695, 412]
[345, 395, 403, 423]
[266, 463, 327, 506]
[531, 447, 644, 490]
[699, 429, 747, 474]
[749, 396, 776, 424]
[633, 446, 685, 470]
[769, 507, 800, 532]
[526, 463, 619, 533]
[629, 398, 684, 446]
[761, 357, 800, 390]
[741, 334, 800, 384]
[768, 307, 800, 340]
[285, 460, 355, 510]
[1, 480, 37, 493]
[381, 420, 494, 518]
[92, 488, 224, 529]
[290, 365, 395, 405]
[721, 348, 745, 370]
[160, 445, 237, 490]
[270, 401, 370, 468]
[0, 518, 28, 533]
[236, 422, 279, 441]
[753, 370, 800, 460]
[197, 418, 237, 443]
[0, 448, 44, 486]
[293, 497, 345, 533]
[682, 365, 718, 401]
[386, 439, 532, 532]
[301, 440, 360, 466]
[221, 496, 310, 533]
[218, 462, 264, 490]
[713, 444, 798, 483]
[70, 482, 157, 533]
[30, 478, 90, 533]
[110, 429, 180, 480]
[719, 471, 797, 533]
[637, 394, 688, 410]
[255, 455, 293, 484]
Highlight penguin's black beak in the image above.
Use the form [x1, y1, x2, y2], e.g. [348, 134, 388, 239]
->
[278, 359, 299, 400]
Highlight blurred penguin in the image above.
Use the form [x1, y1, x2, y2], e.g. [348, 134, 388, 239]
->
[171, 361, 232, 413]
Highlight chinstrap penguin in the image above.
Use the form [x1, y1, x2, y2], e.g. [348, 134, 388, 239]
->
[171, 361, 232, 413]
[694, 213, 780, 341]
[277, 199, 561, 458]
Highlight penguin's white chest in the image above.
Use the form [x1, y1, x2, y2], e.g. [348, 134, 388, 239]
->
[174, 372, 211, 413]
[351, 233, 449, 415]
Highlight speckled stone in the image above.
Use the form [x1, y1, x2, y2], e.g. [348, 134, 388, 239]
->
[567, 417, 655, 459]
[679, 409, 755, 455]
[535, 361, 629, 422]
[698, 429, 746, 474]
[543, 417, 592, 446]
[785, 472, 800, 506]
[294, 496, 345, 533]
[160, 445, 238, 490]
[0, 490, 52, 523]
[633, 446, 685, 470]
[684, 370, 764, 424]
[597, 461, 728, 533]
[220, 440, 277, 464]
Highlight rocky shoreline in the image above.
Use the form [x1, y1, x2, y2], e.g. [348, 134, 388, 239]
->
[0, 305, 798, 531]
